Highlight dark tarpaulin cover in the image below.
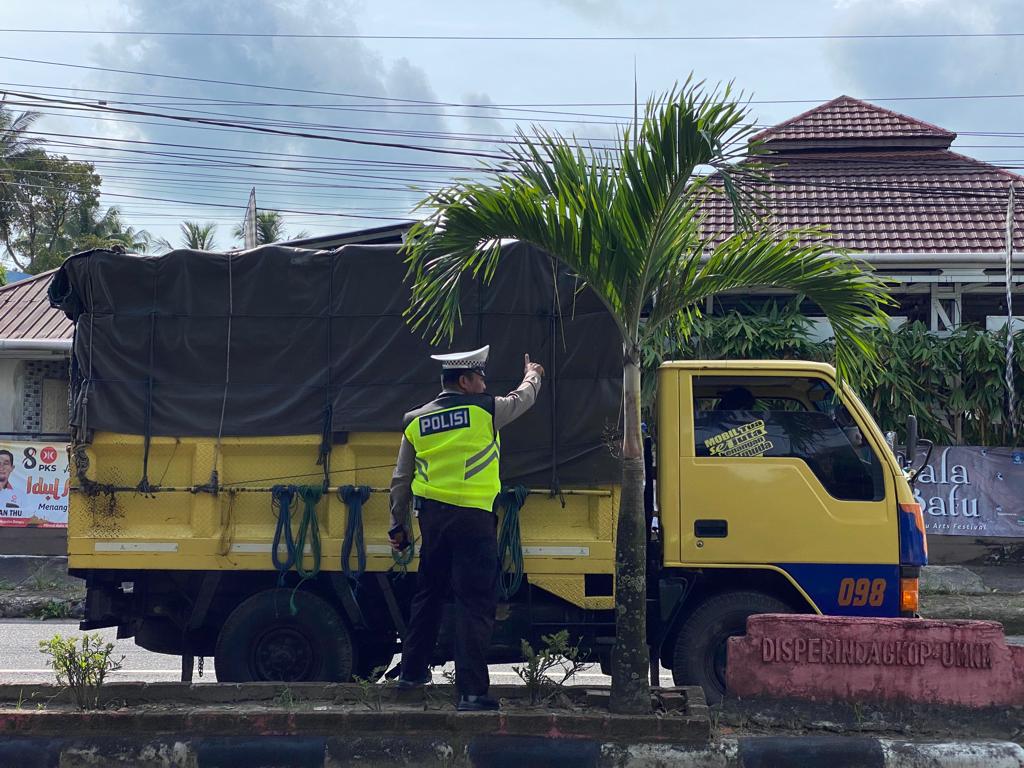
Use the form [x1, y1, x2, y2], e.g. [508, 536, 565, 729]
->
[49, 241, 622, 485]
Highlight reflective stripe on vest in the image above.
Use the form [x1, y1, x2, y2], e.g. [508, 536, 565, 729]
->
[404, 397, 500, 513]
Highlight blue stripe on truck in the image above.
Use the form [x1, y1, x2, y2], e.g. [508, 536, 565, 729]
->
[775, 563, 902, 617]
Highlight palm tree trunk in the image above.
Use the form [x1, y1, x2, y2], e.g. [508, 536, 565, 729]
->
[609, 350, 651, 714]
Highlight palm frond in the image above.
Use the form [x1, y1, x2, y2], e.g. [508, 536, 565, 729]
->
[404, 78, 891, 379]
[646, 228, 893, 380]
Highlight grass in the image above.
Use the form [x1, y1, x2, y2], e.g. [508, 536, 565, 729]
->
[28, 568, 63, 592]
[30, 599, 73, 620]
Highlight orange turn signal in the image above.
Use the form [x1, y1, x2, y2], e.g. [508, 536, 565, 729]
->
[900, 577, 920, 613]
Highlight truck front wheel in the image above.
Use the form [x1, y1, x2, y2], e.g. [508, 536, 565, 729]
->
[214, 588, 356, 682]
[671, 591, 791, 704]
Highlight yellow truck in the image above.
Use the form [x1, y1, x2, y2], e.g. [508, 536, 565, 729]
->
[49, 242, 928, 701]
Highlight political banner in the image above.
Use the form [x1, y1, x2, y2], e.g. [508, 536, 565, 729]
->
[0, 440, 70, 528]
[908, 446, 1024, 538]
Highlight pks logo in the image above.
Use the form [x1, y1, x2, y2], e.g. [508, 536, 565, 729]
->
[23, 446, 61, 472]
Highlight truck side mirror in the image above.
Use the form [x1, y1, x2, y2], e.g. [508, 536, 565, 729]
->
[905, 414, 919, 470]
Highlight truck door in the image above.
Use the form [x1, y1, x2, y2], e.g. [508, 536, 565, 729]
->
[677, 372, 899, 615]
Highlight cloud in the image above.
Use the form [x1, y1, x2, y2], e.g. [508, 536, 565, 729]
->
[82, 0, 478, 240]
[543, 0, 669, 32]
[827, 0, 1024, 139]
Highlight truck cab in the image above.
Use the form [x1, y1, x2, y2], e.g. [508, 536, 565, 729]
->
[654, 361, 927, 698]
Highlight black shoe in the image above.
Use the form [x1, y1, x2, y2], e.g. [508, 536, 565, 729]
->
[397, 670, 431, 690]
[457, 695, 500, 712]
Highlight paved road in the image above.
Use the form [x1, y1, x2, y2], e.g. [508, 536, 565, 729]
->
[5, 619, 1019, 686]
[0, 619, 678, 686]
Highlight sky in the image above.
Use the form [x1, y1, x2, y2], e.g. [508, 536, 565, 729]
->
[4, 0, 1024, 250]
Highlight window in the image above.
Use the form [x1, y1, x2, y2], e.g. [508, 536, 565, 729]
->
[692, 375, 884, 502]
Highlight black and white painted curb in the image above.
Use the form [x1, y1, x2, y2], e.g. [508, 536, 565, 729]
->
[0, 735, 1020, 766]
[607, 737, 1024, 767]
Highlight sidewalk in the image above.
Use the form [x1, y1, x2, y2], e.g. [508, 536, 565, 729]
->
[921, 564, 1024, 634]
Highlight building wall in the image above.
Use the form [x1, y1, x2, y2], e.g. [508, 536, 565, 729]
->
[0, 359, 23, 433]
[20, 359, 69, 434]
[0, 357, 70, 556]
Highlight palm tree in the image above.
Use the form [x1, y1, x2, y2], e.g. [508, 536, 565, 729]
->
[232, 209, 308, 245]
[0, 98, 42, 162]
[0, 99, 43, 252]
[402, 81, 892, 714]
[178, 221, 218, 250]
[71, 206, 154, 254]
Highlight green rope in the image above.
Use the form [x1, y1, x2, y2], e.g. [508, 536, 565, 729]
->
[339, 485, 370, 581]
[496, 485, 528, 600]
[293, 485, 323, 581]
[270, 484, 323, 613]
[271, 485, 298, 583]
[391, 530, 416, 573]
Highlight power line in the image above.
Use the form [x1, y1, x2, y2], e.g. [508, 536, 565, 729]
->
[0, 178, 414, 222]
[3, 89, 509, 160]
[6, 27, 1024, 42]
[18, 77, 1024, 114]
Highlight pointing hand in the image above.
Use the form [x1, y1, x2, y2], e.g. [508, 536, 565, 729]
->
[524, 353, 545, 378]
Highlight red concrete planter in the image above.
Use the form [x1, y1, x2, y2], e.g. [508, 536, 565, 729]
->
[726, 614, 1024, 708]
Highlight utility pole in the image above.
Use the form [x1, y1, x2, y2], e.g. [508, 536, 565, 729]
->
[242, 187, 257, 249]
[1006, 183, 1017, 438]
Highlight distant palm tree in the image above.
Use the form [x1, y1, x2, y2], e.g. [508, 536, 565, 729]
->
[0, 99, 44, 251]
[232, 209, 308, 246]
[0, 98, 42, 164]
[73, 206, 154, 254]
[178, 221, 218, 250]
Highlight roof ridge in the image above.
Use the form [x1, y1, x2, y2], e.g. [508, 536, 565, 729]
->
[840, 96, 955, 139]
[752, 95, 956, 145]
[750, 95, 848, 143]
[0, 267, 57, 294]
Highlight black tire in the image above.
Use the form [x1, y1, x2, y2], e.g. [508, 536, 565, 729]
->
[671, 591, 791, 704]
[214, 588, 356, 683]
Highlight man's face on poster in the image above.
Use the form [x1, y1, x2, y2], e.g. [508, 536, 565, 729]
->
[0, 452, 13, 485]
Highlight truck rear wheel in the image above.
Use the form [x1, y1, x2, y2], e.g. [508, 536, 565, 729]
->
[671, 591, 790, 704]
[214, 588, 356, 682]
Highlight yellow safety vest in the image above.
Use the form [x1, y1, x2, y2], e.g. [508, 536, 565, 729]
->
[403, 393, 500, 513]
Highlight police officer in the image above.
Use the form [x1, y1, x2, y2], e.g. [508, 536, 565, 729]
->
[389, 345, 544, 711]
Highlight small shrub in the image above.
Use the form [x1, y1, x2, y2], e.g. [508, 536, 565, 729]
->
[353, 665, 390, 712]
[32, 599, 72, 620]
[273, 687, 298, 709]
[38, 633, 124, 710]
[513, 630, 592, 705]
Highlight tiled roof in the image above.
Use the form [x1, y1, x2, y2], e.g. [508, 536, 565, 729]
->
[0, 270, 72, 341]
[752, 96, 956, 149]
[702, 149, 1024, 252]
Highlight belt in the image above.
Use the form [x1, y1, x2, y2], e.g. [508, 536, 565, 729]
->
[414, 496, 494, 515]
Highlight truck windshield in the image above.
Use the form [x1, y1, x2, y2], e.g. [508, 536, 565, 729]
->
[692, 375, 886, 502]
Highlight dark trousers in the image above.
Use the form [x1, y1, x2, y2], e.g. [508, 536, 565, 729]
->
[400, 499, 498, 697]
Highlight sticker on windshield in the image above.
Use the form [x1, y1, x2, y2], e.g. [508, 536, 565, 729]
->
[704, 420, 774, 458]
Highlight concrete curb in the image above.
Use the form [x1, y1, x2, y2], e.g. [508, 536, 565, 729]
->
[0, 736, 1019, 766]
